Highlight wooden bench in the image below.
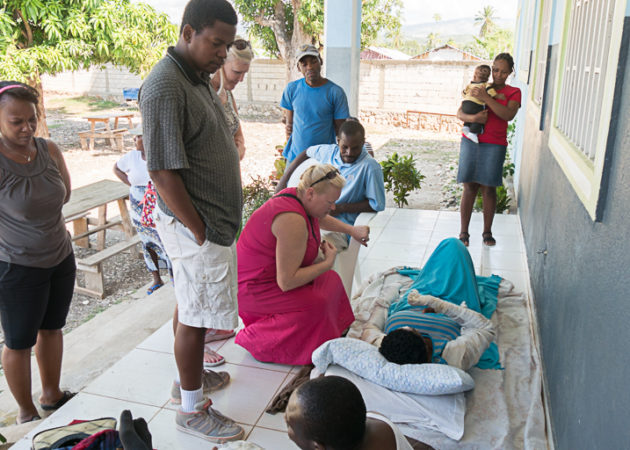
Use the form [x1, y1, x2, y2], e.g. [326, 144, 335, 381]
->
[78, 127, 128, 151]
[75, 234, 142, 298]
[64, 180, 139, 298]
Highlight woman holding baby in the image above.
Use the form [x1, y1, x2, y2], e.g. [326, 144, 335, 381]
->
[456, 53, 521, 247]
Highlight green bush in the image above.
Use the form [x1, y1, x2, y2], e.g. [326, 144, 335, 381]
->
[380, 152, 425, 207]
[237, 176, 273, 240]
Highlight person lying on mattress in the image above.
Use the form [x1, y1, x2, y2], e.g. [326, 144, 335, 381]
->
[379, 237, 501, 370]
[285, 375, 414, 450]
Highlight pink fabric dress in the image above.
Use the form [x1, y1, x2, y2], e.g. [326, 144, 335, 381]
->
[235, 188, 354, 365]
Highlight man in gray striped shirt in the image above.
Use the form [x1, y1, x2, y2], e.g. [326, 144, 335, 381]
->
[140, 0, 243, 442]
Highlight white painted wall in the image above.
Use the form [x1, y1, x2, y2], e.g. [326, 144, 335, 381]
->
[42, 59, 483, 116]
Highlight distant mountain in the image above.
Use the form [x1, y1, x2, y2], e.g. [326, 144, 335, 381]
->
[402, 17, 516, 39]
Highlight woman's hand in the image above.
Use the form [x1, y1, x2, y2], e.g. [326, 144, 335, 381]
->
[321, 240, 337, 269]
[350, 225, 370, 247]
[472, 109, 488, 124]
[470, 85, 491, 103]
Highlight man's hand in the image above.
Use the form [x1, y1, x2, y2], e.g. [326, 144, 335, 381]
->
[350, 225, 370, 247]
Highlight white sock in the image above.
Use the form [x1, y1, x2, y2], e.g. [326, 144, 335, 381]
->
[180, 387, 204, 413]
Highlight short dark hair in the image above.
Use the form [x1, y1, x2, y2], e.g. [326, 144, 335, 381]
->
[339, 119, 365, 140]
[494, 52, 515, 72]
[0, 81, 39, 106]
[476, 64, 491, 73]
[295, 376, 366, 449]
[180, 0, 238, 34]
[379, 328, 428, 365]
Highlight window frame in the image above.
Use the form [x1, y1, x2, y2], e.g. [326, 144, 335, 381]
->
[547, 0, 627, 220]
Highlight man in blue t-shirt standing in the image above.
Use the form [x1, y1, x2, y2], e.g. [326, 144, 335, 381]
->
[281, 44, 350, 163]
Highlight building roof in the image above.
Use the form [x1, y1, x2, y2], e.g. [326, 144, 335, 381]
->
[361, 46, 412, 60]
[412, 44, 483, 61]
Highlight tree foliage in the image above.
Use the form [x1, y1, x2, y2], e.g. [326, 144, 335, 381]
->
[0, 0, 177, 134]
[474, 5, 497, 38]
[465, 27, 513, 60]
[233, 0, 402, 80]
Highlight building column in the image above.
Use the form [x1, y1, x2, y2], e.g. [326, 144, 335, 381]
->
[323, 0, 362, 116]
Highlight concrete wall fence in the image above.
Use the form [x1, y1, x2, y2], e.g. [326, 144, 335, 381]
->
[42, 59, 481, 120]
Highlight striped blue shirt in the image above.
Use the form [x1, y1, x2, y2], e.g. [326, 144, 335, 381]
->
[384, 308, 461, 364]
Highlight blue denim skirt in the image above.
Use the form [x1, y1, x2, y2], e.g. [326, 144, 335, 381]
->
[456, 137, 506, 187]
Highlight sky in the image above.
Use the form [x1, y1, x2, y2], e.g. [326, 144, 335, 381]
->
[135, 0, 518, 27]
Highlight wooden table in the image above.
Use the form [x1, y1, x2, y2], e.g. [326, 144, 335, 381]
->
[63, 179, 140, 298]
[79, 113, 135, 151]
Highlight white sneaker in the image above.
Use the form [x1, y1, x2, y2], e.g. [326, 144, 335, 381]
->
[175, 399, 244, 443]
[463, 127, 479, 143]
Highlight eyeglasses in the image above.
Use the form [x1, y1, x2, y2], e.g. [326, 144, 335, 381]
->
[229, 39, 251, 51]
[310, 169, 340, 187]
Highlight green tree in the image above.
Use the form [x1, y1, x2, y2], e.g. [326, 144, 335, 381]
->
[232, 0, 403, 80]
[424, 32, 441, 51]
[0, 0, 177, 136]
[432, 13, 442, 23]
[465, 26, 513, 60]
[474, 5, 496, 38]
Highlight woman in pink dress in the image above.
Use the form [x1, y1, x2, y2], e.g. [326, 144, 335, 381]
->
[236, 164, 370, 365]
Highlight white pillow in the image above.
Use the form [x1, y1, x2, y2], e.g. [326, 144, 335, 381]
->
[312, 338, 474, 395]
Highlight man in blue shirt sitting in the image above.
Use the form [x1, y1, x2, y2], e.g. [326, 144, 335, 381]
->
[277, 120, 386, 241]
[280, 44, 350, 163]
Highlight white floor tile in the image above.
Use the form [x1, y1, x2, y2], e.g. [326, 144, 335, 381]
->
[166, 364, 289, 426]
[136, 320, 173, 354]
[10, 393, 159, 450]
[366, 213, 392, 228]
[365, 242, 426, 263]
[247, 426, 300, 449]
[481, 249, 526, 272]
[219, 338, 293, 373]
[256, 372, 294, 432]
[376, 226, 432, 245]
[147, 407, 252, 449]
[83, 349, 175, 407]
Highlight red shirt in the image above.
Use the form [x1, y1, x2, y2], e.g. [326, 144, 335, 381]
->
[478, 85, 521, 146]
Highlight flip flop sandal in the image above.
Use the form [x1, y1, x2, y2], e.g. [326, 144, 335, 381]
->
[40, 391, 76, 411]
[459, 232, 470, 247]
[203, 348, 226, 368]
[146, 282, 164, 295]
[482, 232, 497, 246]
[16, 414, 41, 425]
[204, 328, 236, 343]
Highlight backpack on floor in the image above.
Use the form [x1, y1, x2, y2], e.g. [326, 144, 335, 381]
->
[31, 417, 118, 450]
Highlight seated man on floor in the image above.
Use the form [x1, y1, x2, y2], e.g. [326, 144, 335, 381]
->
[276, 119, 385, 249]
[285, 375, 414, 450]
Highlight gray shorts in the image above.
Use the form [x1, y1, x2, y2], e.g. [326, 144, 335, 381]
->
[456, 137, 506, 187]
[155, 207, 238, 330]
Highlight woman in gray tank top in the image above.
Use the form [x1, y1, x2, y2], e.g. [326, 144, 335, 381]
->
[0, 81, 76, 424]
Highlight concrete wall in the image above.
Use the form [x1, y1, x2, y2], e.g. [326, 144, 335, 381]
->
[42, 59, 481, 117]
[516, 19, 630, 449]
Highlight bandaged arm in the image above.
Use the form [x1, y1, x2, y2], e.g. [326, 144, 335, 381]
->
[407, 290, 496, 371]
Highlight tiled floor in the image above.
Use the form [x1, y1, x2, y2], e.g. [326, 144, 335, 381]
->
[10, 209, 529, 449]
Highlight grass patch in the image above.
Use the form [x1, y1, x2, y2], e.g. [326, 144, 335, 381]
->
[46, 96, 123, 115]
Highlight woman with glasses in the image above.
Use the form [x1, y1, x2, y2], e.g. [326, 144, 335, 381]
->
[210, 37, 254, 160]
[235, 164, 370, 365]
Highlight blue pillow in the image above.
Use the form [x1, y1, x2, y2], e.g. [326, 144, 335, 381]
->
[312, 338, 474, 395]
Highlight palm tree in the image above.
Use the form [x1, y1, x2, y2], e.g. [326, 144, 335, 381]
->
[475, 5, 496, 38]
[433, 13, 442, 23]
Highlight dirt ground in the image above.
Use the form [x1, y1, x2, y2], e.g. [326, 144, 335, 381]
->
[0, 95, 461, 348]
